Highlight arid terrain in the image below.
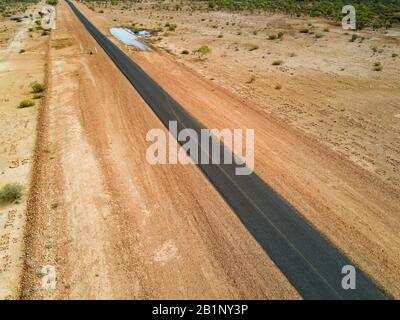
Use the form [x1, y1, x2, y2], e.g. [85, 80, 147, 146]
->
[0, 1, 50, 299]
[0, 0, 399, 300]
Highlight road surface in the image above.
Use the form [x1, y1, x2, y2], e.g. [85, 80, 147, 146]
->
[66, 0, 384, 300]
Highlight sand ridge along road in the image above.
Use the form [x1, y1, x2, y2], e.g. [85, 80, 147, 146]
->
[65, 0, 385, 300]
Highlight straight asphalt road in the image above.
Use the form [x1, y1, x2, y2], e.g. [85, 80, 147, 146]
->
[66, 0, 385, 300]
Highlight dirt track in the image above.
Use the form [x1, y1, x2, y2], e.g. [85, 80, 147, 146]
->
[21, 0, 299, 299]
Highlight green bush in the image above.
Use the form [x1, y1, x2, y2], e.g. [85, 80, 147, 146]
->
[46, 0, 58, 6]
[31, 82, 45, 93]
[18, 99, 35, 108]
[195, 45, 211, 56]
[202, 1, 400, 29]
[165, 22, 177, 31]
[0, 183, 24, 203]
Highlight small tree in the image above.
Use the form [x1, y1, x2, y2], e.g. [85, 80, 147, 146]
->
[194, 45, 211, 59]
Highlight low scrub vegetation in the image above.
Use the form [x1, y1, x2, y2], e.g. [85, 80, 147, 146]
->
[0, 0, 36, 18]
[31, 81, 45, 93]
[46, 0, 58, 6]
[165, 22, 177, 31]
[272, 59, 284, 66]
[195, 45, 211, 56]
[201, 0, 400, 29]
[268, 32, 284, 41]
[18, 99, 35, 108]
[373, 61, 383, 71]
[0, 183, 24, 204]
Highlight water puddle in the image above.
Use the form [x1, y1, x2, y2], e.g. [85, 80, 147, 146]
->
[109, 28, 152, 51]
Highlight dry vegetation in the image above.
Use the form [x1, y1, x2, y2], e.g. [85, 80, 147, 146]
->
[0, 0, 50, 299]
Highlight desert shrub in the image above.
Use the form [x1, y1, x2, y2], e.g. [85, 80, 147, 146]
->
[195, 45, 211, 56]
[315, 33, 324, 38]
[393, 53, 398, 58]
[18, 99, 35, 108]
[181, 49, 189, 54]
[0, 183, 24, 203]
[300, 28, 309, 33]
[373, 62, 383, 71]
[165, 22, 177, 31]
[272, 60, 283, 66]
[349, 34, 359, 42]
[19, 49, 25, 53]
[46, 0, 58, 6]
[31, 82, 45, 93]
[275, 84, 282, 90]
[267, 34, 277, 40]
[203, 1, 400, 29]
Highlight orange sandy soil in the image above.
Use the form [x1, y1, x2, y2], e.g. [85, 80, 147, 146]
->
[20, 0, 299, 299]
[71, 0, 400, 298]
[0, 2, 49, 299]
